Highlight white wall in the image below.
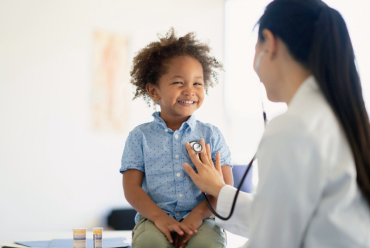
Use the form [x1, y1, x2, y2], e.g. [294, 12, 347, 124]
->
[0, 0, 226, 232]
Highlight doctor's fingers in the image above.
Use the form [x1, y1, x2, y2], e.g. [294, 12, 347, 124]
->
[185, 142, 203, 167]
[199, 139, 212, 166]
[204, 143, 222, 174]
[183, 162, 200, 181]
[205, 143, 216, 168]
[215, 151, 222, 174]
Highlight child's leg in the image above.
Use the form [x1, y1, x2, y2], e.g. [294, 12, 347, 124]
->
[185, 218, 226, 248]
[132, 215, 175, 248]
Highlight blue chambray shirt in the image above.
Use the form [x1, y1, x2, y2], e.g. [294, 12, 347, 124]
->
[120, 112, 232, 223]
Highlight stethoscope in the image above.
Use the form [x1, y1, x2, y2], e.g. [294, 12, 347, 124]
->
[190, 108, 267, 220]
[190, 51, 268, 220]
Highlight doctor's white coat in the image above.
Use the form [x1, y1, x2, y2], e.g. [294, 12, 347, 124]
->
[216, 76, 370, 247]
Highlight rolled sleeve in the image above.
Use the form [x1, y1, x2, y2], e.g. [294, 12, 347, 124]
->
[211, 127, 232, 168]
[120, 130, 145, 173]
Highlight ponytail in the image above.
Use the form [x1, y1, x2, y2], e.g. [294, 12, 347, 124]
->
[258, 0, 370, 207]
[310, 6, 370, 206]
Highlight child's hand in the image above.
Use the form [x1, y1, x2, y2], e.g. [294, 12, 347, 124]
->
[174, 214, 202, 248]
[154, 214, 195, 244]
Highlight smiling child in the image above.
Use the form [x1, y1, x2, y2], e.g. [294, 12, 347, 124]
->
[120, 28, 233, 248]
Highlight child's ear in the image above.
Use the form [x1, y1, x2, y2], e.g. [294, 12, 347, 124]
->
[146, 83, 160, 101]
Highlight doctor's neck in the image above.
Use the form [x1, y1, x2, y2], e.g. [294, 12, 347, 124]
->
[278, 56, 312, 105]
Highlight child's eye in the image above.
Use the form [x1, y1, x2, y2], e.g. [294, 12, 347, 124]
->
[194, 82, 203, 86]
[173, 82, 183, 85]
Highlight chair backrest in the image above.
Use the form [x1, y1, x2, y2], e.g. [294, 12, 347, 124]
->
[232, 165, 254, 193]
[107, 208, 137, 230]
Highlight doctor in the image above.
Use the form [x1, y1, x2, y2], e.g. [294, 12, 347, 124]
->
[183, 0, 370, 247]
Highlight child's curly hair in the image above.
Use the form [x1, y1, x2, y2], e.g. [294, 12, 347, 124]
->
[130, 28, 223, 106]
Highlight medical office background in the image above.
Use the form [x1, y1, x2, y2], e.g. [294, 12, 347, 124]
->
[0, 0, 369, 234]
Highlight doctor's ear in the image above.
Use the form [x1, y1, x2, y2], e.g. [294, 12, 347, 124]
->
[146, 83, 161, 101]
[261, 29, 278, 59]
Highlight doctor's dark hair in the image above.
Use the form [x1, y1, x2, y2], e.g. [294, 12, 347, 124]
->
[258, 0, 370, 207]
[130, 28, 223, 106]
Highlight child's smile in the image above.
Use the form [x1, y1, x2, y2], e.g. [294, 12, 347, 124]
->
[177, 100, 198, 106]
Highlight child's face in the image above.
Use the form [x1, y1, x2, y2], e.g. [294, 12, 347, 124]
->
[152, 55, 204, 119]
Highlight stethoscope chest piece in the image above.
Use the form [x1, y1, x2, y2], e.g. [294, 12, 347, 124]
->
[189, 141, 203, 154]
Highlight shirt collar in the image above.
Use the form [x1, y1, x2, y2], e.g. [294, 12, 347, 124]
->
[152, 111, 197, 131]
[288, 75, 319, 107]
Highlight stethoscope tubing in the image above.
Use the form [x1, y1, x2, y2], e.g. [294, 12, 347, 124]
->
[202, 155, 255, 220]
[202, 109, 267, 220]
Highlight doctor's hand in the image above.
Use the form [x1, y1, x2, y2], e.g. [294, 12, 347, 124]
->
[183, 139, 226, 198]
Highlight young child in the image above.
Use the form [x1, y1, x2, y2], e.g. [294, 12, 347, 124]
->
[120, 28, 233, 248]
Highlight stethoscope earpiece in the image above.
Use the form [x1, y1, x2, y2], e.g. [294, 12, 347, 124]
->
[255, 50, 267, 77]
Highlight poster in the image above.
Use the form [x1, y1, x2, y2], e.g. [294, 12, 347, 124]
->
[92, 30, 129, 132]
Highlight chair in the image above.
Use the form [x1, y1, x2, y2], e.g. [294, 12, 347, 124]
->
[232, 164, 254, 193]
[107, 208, 137, 230]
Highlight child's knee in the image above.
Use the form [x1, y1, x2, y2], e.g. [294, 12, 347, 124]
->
[186, 233, 226, 248]
[132, 219, 173, 248]
[186, 220, 226, 248]
[132, 234, 171, 248]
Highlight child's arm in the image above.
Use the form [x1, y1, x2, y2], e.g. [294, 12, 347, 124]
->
[122, 169, 195, 244]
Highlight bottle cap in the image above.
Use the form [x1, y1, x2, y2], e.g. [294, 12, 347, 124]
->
[93, 227, 103, 233]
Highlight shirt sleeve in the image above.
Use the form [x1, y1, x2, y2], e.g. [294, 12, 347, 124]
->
[244, 117, 325, 247]
[216, 185, 253, 237]
[120, 129, 145, 173]
[211, 126, 232, 168]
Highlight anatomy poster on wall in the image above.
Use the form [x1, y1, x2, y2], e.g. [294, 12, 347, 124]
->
[92, 30, 129, 132]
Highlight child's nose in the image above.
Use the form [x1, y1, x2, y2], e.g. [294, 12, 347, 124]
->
[183, 89, 195, 96]
[183, 85, 195, 96]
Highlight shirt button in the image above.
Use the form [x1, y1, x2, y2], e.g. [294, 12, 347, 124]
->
[164, 129, 168, 132]
[179, 194, 183, 198]
[175, 155, 179, 159]
[176, 213, 180, 216]
[175, 135, 179, 139]
[176, 173, 181, 177]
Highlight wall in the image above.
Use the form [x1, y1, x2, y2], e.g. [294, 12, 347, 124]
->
[0, 0, 226, 232]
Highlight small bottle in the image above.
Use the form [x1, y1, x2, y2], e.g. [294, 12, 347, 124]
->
[73, 228, 87, 248]
[93, 227, 103, 248]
